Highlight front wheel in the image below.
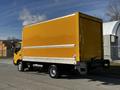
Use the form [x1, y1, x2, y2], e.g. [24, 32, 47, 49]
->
[17, 61, 24, 71]
[49, 65, 59, 78]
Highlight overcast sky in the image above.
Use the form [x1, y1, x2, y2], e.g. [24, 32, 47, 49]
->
[0, 0, 109, 40]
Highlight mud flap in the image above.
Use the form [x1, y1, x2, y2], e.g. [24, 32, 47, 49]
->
[76, 62, 87, 75]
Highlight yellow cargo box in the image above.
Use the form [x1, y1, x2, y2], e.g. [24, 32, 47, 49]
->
[22, 12, 103, 64]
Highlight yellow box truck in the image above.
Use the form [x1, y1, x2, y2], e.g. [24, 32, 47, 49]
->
[13, 12, 109, 78]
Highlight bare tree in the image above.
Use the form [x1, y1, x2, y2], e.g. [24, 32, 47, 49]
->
[106, 0, 120, 21]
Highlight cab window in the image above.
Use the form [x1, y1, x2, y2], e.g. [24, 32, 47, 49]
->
[15, 43, 21, 53]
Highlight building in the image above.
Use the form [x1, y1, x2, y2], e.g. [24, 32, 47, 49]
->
[103, 21, 120, 62]
[0, 39, 21, 58]
[0, 41, 7, 57]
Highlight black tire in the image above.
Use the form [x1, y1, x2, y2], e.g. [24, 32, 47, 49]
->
[49, 65, 59, 78]
[17, 61, 24, 71]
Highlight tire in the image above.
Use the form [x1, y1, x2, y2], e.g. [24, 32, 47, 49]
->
[49, 65, 59, 78]
[17, 61, 24, 71]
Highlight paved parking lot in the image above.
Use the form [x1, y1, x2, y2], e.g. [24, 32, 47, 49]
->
[0, 58, 120, 90]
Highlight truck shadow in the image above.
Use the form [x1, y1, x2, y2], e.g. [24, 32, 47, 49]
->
[60, 74, 120, 85]
[59, 66, 120, 85]
[26, 66, 120, 85]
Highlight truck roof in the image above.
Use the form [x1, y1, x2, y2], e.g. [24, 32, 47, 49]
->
[23, 13, 76, 27]
[23, 12, 102, 28]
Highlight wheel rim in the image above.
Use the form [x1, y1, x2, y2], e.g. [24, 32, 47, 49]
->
[18, 62, 22, 71]
[50, 67, 56, 77]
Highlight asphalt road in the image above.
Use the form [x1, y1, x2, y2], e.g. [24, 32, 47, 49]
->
[0, 58, 120, 90]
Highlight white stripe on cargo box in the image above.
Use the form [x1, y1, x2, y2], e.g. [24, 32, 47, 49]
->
[23, 44, 75, 49]
[23, 56, 76, 65]
[26, 13, 76, 27]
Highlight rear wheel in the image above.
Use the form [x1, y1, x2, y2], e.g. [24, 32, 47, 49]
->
[17, 61, 24, 71]
[49, 65, 59, 78]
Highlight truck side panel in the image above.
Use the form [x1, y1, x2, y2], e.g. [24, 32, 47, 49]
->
[22, 13, 80, 64]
